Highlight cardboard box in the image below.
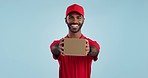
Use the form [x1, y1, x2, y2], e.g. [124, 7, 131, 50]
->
[64, 38, 86, 56]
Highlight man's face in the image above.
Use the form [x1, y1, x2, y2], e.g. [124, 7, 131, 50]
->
[65, 12, 84, 33]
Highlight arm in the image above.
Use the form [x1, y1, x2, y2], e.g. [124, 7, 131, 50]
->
[50, 39, 64, 59]
[51, 44, 61, 58]
[88, 46, 99, 57]
[85, 39, 99, 57]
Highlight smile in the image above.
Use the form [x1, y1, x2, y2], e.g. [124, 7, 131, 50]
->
[71, 24, 79, 27]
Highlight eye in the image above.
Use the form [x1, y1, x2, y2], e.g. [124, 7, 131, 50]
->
[68, 15, 74, 19]
[77, 16, 82, 20]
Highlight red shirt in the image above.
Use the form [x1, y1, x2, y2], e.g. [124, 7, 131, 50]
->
[50, 34, 100, 78]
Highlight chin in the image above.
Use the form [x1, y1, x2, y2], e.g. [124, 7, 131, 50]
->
[70, 30, 80, 33]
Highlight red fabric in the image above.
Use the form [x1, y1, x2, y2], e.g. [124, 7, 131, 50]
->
[66, 4, 84, 17]
[50, 34, 100, 78]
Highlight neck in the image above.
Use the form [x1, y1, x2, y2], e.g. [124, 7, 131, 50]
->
[68, 31, 82, 38]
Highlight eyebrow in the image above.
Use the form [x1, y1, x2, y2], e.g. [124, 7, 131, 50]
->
[68, 14, 82, 17]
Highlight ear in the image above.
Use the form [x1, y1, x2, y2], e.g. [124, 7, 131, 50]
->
[65, 17, 67, 24]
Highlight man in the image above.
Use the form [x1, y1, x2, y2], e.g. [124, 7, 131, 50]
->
[50, 4, 100, 78]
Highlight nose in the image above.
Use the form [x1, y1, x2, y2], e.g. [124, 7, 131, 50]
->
[73, 17, 78, 23]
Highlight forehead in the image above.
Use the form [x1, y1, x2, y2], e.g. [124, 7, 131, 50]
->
[68, 11, 82, 16]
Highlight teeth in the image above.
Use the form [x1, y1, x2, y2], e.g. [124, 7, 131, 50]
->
[71, 25, 78, 27]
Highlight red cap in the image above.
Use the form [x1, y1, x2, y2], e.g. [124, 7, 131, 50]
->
[66, 4, 84, 17]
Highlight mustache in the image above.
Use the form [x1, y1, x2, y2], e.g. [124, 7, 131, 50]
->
[69, 23, 81, 26]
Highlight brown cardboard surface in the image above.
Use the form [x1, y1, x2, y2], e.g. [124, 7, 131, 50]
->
[64, 38, 86, 56]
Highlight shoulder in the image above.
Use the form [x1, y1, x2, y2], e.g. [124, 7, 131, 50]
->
[52, 39, 60, 44]
[50, 39, 60, 49]
[86, 38, 98, 46]
[51, 35, 68, 44]
[83, 35, 100, 50]
[83, 35, 96, 43]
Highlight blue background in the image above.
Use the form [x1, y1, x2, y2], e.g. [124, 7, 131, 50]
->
[0, 0, 148, 78]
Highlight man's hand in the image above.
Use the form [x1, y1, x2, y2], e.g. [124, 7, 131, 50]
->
[59, 38, 65, 55]
[88, 46, 99, 57]
[51, 38, 65, 58]
[85, 39, 99, 57]
[85, 39, 90, 55]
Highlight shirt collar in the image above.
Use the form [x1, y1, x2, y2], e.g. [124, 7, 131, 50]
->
[65, 34, 85, 39]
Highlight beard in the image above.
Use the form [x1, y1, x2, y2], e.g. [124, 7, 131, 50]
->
[67, 22, 83, 33]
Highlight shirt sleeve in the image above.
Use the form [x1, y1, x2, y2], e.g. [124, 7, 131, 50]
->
[50, 40, 60, 60]
[89, 40, 100, 61]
